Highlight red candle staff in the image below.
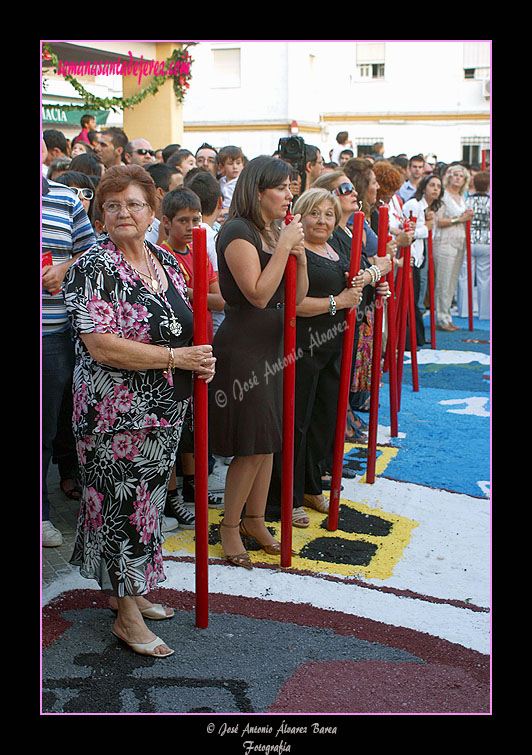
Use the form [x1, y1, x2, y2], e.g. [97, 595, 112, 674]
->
[395, 214, 419, 407]
[427, 228, 436, 349]
[281, 205, 297, 566]
[384, 231, 399, 437]
[365, 206, 389, 485]
[466, 220, 474, 331]
[328, 211, 365, 530]
[192, 226, 209, 628]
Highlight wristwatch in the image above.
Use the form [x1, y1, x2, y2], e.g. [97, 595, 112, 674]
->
[329, 294, 337, 316]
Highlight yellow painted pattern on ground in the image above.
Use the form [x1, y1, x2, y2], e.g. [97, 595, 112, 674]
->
[163, 500, 417, 580]
[163, 444, 417, 579]
[343, 441, 400, 483]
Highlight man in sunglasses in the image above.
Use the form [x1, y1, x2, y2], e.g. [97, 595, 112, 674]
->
[124, 137, 157, 167]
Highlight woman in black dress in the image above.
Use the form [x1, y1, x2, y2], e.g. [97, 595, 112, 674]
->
[266, 188, 391, 527]
[209, 156, 308, 568]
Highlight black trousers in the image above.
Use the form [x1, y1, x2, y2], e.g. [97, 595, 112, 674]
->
[405, 264, 427, 351]
[266, 343, 341, 519]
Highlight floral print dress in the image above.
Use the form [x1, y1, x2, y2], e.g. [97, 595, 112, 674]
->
[63, 236, 193, 596]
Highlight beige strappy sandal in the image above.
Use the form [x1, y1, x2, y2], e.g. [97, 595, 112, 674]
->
[292, 506, 310, 528]
[303, 494, 329, 513]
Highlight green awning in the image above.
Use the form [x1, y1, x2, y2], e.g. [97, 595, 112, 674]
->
[42, 104, 110, 127]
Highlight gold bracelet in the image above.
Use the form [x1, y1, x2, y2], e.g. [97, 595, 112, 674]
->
[163, 345, 174, 375]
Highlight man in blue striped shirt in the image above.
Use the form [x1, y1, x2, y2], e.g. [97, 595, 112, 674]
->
[42, 172, 95, 546]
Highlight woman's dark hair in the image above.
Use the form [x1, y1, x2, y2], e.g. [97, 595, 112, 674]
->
[55, 171, 97, 223]
[227, 155, 291, 247]
[54, 170, 95, 191]
[70, 151, 104, 177]
[414, 174, 444, 212]
[343, 157, 374, 217]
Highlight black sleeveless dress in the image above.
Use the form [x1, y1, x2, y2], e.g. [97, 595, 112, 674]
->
[208, 217, 285, 456]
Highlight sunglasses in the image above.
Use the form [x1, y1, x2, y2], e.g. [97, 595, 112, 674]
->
[333, 182, 356, 196]
[135, 148, 156, 157]
[72, 187, 94, 200]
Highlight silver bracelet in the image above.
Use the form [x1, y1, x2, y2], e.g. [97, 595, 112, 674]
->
[329, 294, 337, 316]
[368, 264, 381, 283]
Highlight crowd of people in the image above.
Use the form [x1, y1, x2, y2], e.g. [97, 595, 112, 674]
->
[42, 119, 490, 657]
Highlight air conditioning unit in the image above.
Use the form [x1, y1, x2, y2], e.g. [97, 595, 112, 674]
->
[482, 78, 490, 99]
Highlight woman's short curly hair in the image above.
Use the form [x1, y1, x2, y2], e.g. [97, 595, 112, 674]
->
[293, 187, 342, 227]
[96, 164, 158, 215]
[373, 161, 403, 196]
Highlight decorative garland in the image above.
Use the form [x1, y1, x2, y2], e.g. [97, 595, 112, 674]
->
[42, 42, 193, 112]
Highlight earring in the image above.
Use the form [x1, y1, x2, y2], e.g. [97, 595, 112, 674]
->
[147, 224, 152, 232]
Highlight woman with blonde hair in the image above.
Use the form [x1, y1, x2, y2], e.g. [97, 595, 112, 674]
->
[433, 164, 474, 330]
[266, 188, 390, 526]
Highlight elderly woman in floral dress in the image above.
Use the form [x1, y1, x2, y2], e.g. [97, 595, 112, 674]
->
[64, 165, 216, 658]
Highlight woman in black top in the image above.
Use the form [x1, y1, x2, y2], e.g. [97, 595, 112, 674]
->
[266, 188, 391, 527]
[209, 156, 308, 568]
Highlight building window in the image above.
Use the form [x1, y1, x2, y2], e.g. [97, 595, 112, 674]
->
[356, 139, 384, 157]
[461, 137, 490, 166]
[356, 43, 385, 80]
[463, 42, 490, 80]
[211, 47, 241, 88]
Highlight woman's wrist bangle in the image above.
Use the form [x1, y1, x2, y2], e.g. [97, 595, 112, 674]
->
[163, 346, 174, 375]
[368, 264, 381, 284]
[329, 294, 337, 316]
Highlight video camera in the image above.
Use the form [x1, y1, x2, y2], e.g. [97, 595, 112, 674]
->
[278, 135, 306, 178]
[278, 135, 307, 197]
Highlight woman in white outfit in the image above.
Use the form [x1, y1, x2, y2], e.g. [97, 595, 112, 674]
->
[433, 165, 474, 331]
[457, 170, 490, 321]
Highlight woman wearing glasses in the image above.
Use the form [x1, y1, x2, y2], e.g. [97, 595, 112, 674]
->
[63, 165, 216, 658]
[312, 170, 395, 438]
[266, 188, 391, 528]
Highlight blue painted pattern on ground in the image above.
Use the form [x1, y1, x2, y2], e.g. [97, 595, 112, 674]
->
[365, 320, 490, 498]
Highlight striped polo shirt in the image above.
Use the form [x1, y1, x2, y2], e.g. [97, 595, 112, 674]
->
[42, 178, 96, 335]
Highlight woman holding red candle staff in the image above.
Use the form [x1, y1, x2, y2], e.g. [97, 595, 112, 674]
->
[63, 165, 216, 658]
[342, 158, 397, 414]
[266, 188, 391, 527]
[209, 156, 307, 569]
[312, 169, 396, 441]
[402, 174, 444, 348]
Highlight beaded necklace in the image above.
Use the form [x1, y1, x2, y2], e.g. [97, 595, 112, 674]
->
[121, 243, 183, 337]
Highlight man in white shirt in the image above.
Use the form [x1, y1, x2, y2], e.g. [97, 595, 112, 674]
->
[398, 154, 425, 203]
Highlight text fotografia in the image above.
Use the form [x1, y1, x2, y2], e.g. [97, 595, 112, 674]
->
[208, 720, 338, 752]
[56, 51, 190, 86]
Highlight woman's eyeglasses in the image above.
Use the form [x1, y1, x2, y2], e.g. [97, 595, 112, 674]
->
[333, 182, 356, 196]
[103, 201, 149, 214]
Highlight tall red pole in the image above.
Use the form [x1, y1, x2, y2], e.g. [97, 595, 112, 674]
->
[428, 229, 436, 349]
[328, 211, 365, 531]
[466, 220, 474, 331]
[365, 206, 389, 484]
[281, 207, 297, 566]
[407, 256, 419, 392]
[192, 226, 209, 628]
[396, 243, 411, 412]
[384, 232, 399, 437]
